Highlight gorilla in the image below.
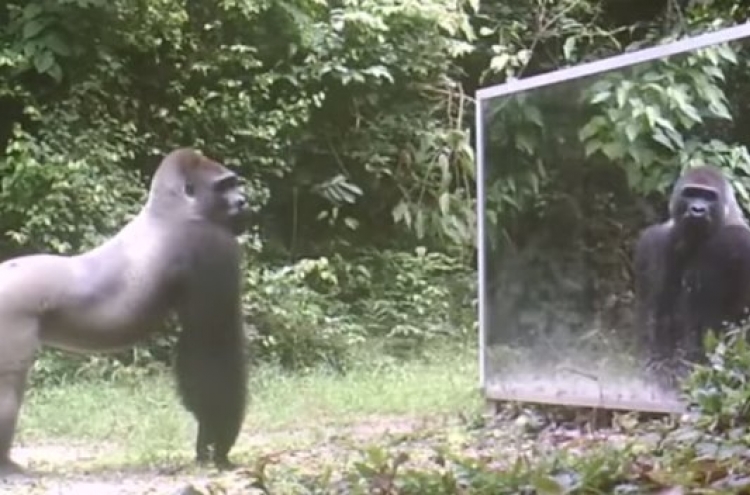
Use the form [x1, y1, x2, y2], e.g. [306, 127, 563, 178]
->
[634, 165, 750, 378]
[0, 148, 250, 475]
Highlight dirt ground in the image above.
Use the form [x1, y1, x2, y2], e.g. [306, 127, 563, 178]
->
[0, 412, 630, 494]
[0, 415, 465, 494]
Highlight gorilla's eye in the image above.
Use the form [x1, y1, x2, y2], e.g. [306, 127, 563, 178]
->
[184, 183, 195, 197]
[683, 186, 718, 202]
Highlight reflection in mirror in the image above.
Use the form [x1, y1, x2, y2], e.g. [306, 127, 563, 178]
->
[478, 26, 750, 413]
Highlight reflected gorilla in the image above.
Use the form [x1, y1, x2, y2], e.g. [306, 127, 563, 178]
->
[0, 148, 250, 475]
[634, 165, 750, 376]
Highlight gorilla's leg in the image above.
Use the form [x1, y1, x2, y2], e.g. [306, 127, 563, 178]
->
[173, 231, 247, 470]
[0, 379, 25, 475]
[176, 341, 246, 470]
[0, 366, 32, 475]
[195, 422, 210, 464]
[0, 313, 38, 476]
[208, 386, 245, 469]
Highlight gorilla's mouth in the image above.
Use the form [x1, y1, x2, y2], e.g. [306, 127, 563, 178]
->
[227, 206, 252, 234]
[681, 215, 713, 239]
[682, 213, 711, 225]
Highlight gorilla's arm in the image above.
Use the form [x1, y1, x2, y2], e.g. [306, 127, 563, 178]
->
[173, 228, 248, 468]
[719, 224, 750, 323]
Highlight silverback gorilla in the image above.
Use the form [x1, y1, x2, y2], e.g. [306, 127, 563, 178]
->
[634, 165, 750, 377]
[0, 148, 249, 475]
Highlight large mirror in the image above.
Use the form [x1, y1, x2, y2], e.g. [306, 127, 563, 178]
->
[477, 24, 750, 413]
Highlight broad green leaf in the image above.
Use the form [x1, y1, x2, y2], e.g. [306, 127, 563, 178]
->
[438, 192, 450, 215]
[490, 53, 510, 73]
[624, 122, 640, 143]
[33, 50, 54, 74]
[23, 18, 50, 39]
[652, 131, 676, 151]
[562, 36, 576, 61]
[42, 32, 72, 57]
[590, 90, 611, 105]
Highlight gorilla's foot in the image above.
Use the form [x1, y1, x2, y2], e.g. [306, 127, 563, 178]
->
[0, 459, 25, 478]
[213, 455, 238, 471]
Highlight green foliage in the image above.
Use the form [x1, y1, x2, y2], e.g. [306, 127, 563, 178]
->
[0, 0, 480, 256]
[244, 256, 365, 372]
[0, 0, 481, 380]
[336, 248, 475, 355]
[244, 248, 474, 371]
[681, 325, 750, 432]
[579, 38, 749, 195]
[0, 127, 143, 253]
[4, 0, 103, 82]
[389, 124, 476, 256]
[474, 0, 620, 85]
[30, 346, 167, 388]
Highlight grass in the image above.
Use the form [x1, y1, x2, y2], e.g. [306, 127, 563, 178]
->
[12, 336, 750, 494]
[16, 341, 482, 469]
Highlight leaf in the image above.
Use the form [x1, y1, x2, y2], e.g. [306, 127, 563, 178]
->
[523, 105, 544, 128]
[23, 3, 44, 19]
[438, 192, 450, 215]
[563, 37, 577, 61]
[343, 217, 359, 230]
[601, 141, 626, 160]
[516, 132, 534, 155]
[652, 131, 676, 151]
[33, 50, 54, 74]
[490, 53, 510, 73]
[590, 90, 611, 105]
[392, 201, 411, 227]
[47, 62, 63, 82]
[437, 154, 451, 187]
[583, 140, 602, 158]
[363, 65, 393, 83]
[339, 180, 363, 197]
[615, 83, 630, 108]
[578, 116, 607, 142]
[415, 209, 425, 239]
[42, 32, 72, 57]
[716, 44, 738, 64]
[624, 122, 640, 143]
[23, 18, 49, 39]
[531, 474, 566, 494]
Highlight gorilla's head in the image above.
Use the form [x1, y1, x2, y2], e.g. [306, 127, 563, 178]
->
[669, 165, 735, 241]
[147, 148, 251, 235]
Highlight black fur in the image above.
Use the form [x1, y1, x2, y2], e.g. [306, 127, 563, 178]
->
[634, 165, 750, 375]
[174, 223, 247, 468]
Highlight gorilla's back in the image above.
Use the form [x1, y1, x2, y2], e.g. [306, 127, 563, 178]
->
[38, 212, 179, 352]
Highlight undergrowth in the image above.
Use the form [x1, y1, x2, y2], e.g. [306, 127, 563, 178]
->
[30, 247, 475, 387]
[19, 341, 480, 467]
[17, 326, 750, 494]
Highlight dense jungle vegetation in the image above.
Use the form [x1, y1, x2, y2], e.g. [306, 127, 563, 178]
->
[4, 0, 750, 378]
[6, 1, 750, 492]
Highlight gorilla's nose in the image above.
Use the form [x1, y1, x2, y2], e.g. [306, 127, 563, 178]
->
[689, 204, 707, 216]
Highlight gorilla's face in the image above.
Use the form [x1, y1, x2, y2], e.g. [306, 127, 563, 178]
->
[184, 161, 251, 235]
[213, 174, 251, 235]
[674, 185, 723, 237]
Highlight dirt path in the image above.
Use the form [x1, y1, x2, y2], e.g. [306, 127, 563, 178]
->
[0, 415, 457, 494]
[1, 412, 631, 494]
